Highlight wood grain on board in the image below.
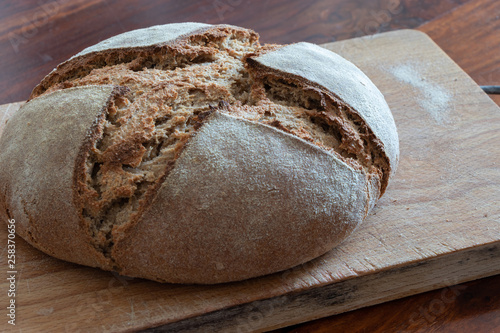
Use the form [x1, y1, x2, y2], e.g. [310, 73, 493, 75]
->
[286, 274, 500, 333]
[0, 29, 499, 332]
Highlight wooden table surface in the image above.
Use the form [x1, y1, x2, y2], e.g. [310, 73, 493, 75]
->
[1, 0, 499, 332]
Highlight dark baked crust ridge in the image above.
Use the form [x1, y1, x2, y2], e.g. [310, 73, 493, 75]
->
[73, 85, 135, 266]
[246, 58, 387, 196]
[73, 86, 191, 267]
[29, 23, 259, 100]
[0, 85, 119, 268]
[249, 42, 399, 194]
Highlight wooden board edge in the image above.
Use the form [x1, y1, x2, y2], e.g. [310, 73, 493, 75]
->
[141, 242, 500, 333]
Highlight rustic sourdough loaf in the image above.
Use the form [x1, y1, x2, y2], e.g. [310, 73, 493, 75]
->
[0, 23, 399, 283]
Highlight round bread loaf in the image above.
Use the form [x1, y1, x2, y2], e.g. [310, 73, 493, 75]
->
[0, 23, 399, 284]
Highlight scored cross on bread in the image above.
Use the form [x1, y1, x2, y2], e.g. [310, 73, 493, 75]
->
[0, 23, 398, 283]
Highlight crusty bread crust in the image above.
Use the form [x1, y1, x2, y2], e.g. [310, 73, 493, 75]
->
[113, 112, 369, 283]
[250, 42, 399, 190]
[29, 23, 256, 99]
[0, 23, 399, 283]
[0, 85, 122, 269]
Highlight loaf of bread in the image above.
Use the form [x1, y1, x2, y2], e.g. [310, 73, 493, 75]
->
[0, 23, 399, 284]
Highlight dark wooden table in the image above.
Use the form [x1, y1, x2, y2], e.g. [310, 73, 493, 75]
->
[1, 0, 499, 332]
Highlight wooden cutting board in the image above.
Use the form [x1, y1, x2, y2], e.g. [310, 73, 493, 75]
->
[1, 29, 499, 332]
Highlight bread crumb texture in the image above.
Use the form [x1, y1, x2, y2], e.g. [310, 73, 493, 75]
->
[1, 23, 397, 283]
